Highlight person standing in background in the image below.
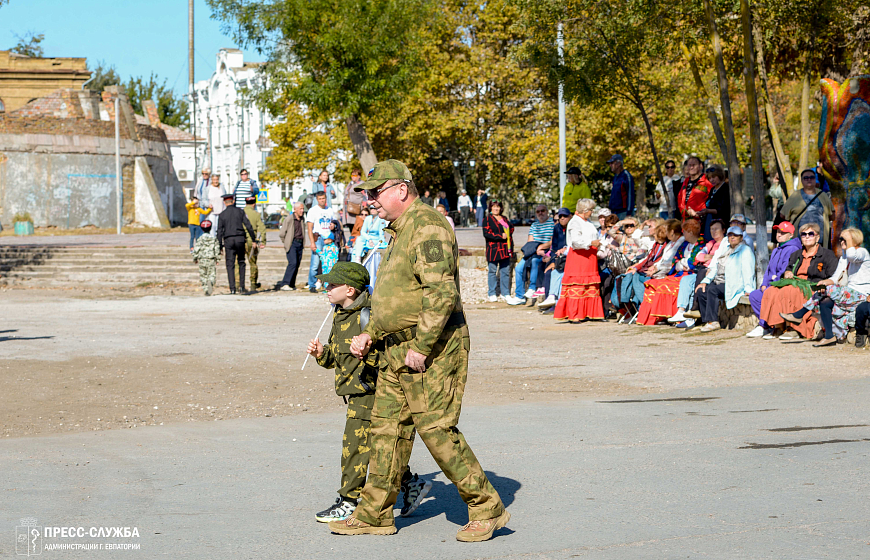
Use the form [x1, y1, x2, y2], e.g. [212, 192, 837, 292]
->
[233, 169, 259, 209]
[207, 175, 226, 234]
[562, 166, 591, 213]
[475, 189, 488, 227]
[457, 190, 472, 227]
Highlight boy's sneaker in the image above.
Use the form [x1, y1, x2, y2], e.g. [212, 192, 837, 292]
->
[537, 295, 557, 309]
[505, 296, 526, 306]
[315, 497, 357, 523]
[523, 288, 536, 299]
[399, 474, 432, 517]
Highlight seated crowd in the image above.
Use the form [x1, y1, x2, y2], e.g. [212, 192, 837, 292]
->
[481, 163, 870, 348]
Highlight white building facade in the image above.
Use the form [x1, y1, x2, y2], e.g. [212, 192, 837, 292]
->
[190, 48, 349, 216]
[190, 49, 276, 205]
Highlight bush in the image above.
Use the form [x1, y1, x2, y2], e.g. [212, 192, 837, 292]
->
[13, 212, 32, 223]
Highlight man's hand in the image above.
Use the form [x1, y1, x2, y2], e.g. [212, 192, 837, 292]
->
[783, 271, 794, 279]
[307, 338, 324, 359]
[405, 349, 428, 372]
[310, 243, 317, 253]
[258, 243, 265, 250]
[350, 334, 372, 358]
[698, 283, 707, 293]
[536, 247, 547, 256]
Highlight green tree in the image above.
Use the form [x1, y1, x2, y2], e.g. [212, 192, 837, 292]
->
[512, 0, 681, 214]
[10, 31, 44, 57]
[124, 74, 189, 128]
[86, 61, 122, 93]
[207, 0, 436, 172]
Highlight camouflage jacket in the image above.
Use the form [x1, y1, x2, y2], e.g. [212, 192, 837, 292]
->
[316, 290, 379, 397]
[192, 234, 220, 263]
[244, 207, 267, 244]
[364, 198, 462, 356]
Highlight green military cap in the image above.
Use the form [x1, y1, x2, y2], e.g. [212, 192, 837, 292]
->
[355, 159, 413, 191]
[316, 261, 370, 291]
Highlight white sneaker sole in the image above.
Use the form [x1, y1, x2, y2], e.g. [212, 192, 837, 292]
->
[399, 480, 432, 517]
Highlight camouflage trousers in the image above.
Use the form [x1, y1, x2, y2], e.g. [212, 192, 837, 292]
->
[234, 241, 258, 288]
[339, 393, 375, 500]
[198, 260, 216, 296]
[353, 325, 505, 526]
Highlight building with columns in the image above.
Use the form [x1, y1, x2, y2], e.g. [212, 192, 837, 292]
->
[190, 49, 273, 198]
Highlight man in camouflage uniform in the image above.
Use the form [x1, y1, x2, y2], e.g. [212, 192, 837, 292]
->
[329, 160, 509, 542]
[308, 262, 431, 523]
[242, 196, 267, 291]
[191, 219, 220, 296]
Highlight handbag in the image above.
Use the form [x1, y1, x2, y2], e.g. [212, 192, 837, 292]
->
[606, 250, 631, 276]
[346, 191, 365, 216]
[554, 254, 567, 273]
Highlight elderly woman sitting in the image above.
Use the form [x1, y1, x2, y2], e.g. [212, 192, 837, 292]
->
[668, 219, 725, 327]
[695, 226, 757, 332]
[758, 223, 839, 341]
[636, 218, 701, 325]
[610, 222, 669, 318]
[554, 198, 605, 322]
[779, 227, 870, 346]
[744, 221, 802, 338]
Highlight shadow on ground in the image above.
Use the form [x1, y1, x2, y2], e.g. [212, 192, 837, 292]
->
[396, 470, 519, 538]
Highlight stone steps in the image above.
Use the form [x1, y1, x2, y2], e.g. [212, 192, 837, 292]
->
[0, 245, 310, 287]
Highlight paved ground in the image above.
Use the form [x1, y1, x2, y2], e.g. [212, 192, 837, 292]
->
[1, 289, 868, 558]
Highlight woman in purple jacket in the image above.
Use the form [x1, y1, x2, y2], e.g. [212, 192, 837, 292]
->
[746, 221, 802, 337]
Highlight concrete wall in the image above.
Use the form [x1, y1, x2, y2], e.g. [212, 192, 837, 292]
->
[0, 121, 186, 228]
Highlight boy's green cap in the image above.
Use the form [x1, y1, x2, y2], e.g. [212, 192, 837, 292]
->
[316, 261, 370, 291]
[355, 159, 413, 191]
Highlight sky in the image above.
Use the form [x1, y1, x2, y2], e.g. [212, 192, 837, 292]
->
[0, 0, 261, 95]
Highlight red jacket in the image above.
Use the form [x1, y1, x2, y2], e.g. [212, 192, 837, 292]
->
[483, 214, 515, 262]
[678, 175, 713, 216]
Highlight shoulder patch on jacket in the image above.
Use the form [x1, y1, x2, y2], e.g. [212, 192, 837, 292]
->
[422, 240, 444, 263]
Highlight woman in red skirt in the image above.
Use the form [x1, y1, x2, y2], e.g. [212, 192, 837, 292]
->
[555, 198, 605, 322]
[636, 218, 702, 325]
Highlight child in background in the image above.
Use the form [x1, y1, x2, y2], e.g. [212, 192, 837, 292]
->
[436, 204, 455, 231]
[191, 219, 220, 296]
[185, 197, 212, 251]
[318, 232, 340, 277]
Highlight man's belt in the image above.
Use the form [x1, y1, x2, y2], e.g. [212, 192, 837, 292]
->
[383, 311, 466, 347]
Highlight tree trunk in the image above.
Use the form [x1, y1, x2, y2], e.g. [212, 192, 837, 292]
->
[703, 0, 744, 216]
[799, 70, 811, 171]
[681, 42, 728, 163]
[635, 99, 671, 216]
[345, 114, 378, 173]
[752, 26, 793, 196]
[741, 0, 769, 283]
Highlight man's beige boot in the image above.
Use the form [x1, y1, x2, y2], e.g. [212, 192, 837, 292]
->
[456, 510, 511, 542]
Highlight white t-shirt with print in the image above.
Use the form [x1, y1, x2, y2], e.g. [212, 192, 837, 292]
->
[306, 205, 337, 238]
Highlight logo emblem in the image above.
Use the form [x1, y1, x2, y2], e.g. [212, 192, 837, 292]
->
[16, 518, 42, 556]
[423, 240, 444, 263]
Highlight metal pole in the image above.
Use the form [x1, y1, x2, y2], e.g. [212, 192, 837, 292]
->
[557, 22, 567, 206]
[115, 96, 121, 234]
[189, 0, 196, 176]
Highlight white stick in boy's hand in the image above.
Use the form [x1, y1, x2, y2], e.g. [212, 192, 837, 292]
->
[301, 305, 333, 370]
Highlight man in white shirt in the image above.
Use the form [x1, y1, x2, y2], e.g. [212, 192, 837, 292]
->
[207, 175, 226, 233]
[457, 190, 473, 227]
[306, 191, 337, 292]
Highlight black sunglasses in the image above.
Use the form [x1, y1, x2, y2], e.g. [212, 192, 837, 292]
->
[665, 165, 675, 169]
[839, 237, 848, 243]
[801, 175, 816, 181]
[800, 231, 817, 237]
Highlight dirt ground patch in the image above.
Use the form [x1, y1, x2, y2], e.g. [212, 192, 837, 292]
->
[1, 287, 868, 438]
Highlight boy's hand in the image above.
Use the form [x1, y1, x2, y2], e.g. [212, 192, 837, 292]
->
[350, 334, 372, 358]
[307, 338, 324, 359]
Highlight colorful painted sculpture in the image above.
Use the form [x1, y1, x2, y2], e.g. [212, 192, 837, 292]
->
[818, 75, 870, 248]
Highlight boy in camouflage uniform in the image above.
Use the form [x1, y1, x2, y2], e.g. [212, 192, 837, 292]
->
[307, 262, 431, 523]
[192, 219, 220, 296]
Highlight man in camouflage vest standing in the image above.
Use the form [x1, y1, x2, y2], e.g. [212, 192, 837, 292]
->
[329, 160, 510, 542]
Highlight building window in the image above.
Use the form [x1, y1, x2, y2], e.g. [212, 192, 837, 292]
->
[281, 182, 292, 200]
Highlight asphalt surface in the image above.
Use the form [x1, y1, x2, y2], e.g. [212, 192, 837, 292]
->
[4, 379, 869, 559]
